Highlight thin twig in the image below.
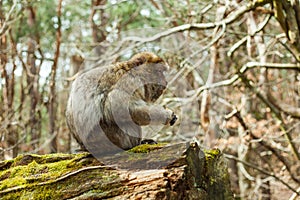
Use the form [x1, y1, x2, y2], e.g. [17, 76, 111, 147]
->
[189, 61, 300, 101]
[107, 0, 271, 59]
[224, 153, 300, 195]
[0, 0, 18, 36]
[238, 74, 300, 161]
[122, 0, 270, 44]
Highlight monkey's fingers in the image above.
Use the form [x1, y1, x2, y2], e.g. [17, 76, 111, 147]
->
[170, 114, 177, 126]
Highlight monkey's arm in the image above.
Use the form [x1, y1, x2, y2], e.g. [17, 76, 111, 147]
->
[129, 100, 177, 126]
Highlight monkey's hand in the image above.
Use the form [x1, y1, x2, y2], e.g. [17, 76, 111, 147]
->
[164, 109, 177, 126]
[169, 113, 177, 126]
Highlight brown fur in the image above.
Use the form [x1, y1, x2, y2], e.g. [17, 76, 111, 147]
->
[66, 52, 176, 157]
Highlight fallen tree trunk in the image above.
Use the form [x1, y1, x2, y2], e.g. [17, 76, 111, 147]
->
[0, 142, 233, 199]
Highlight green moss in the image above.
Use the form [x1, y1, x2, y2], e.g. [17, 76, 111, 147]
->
[203, 148, 233, 198]
[0, 153, 88, 191]
[21, 185, 59, 200]
[204, 149, 221, 161]
[0, 153, 122, 199]
[127, 143, 167, 153]
[0, 159, 14, 170]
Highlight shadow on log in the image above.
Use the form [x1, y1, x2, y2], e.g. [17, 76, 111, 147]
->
[0, 142, 233, 199]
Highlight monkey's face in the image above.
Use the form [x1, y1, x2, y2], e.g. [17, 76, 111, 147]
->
[141, 62, 168, 102]
[144, 83, 166, 102]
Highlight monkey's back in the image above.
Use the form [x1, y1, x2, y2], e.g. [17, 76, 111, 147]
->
[66, 52, 169, 156]
[66, 67, 107, 148]
[66, 65, 142, 155]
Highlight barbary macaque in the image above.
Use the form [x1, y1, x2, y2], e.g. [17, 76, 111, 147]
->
[66, 52, 177, 156]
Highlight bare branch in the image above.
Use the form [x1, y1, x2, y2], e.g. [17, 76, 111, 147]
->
[225, 109, 300, 184]
[239, 73, 300, 161]
[240, 62, 300, 71]
[225, 153, 300, 195]
[190, 61, 300, 102]
[0, 0, 18, 37]
[267, 92, 300, 118]
[120, 0, 271, 44]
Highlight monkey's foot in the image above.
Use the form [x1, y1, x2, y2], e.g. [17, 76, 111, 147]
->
[73, 148, 90, 154]
[141, 139, 157, 145]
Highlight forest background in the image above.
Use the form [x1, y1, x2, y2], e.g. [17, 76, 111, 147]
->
[0, 0, 299, 199]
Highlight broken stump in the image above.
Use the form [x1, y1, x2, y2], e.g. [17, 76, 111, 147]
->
[0, 142, 233, 199]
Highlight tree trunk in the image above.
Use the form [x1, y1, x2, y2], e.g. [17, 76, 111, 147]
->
[48, 0, 63, 153]
[0, 143, 233, 200]
[26, 6, 41, 151]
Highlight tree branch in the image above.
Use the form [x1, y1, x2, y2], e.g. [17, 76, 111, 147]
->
[238, 73, 300, 161]
[0, 0, 18, 37]
[240, 62, 300, 72]
[224, 153, 300, 195]
[225, 109, 300, 184]
[190, 61, 300, 102]
[120, 0, 271, 44]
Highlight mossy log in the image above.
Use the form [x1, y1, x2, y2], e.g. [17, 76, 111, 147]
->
[0, 142, 233, 200]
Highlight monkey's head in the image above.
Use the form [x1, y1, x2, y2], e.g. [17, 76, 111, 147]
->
[128, 52, 169, 102]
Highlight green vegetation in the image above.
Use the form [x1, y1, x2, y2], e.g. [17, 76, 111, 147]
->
[0, 153, 86, 191]
[0, 153, 121, 199]
[128, 143, 167, 153]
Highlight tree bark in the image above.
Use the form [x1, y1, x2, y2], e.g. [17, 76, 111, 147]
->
[0, 143, 233, 200]
[26, 6, 41, 151]
[48, 0, 63, 153]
